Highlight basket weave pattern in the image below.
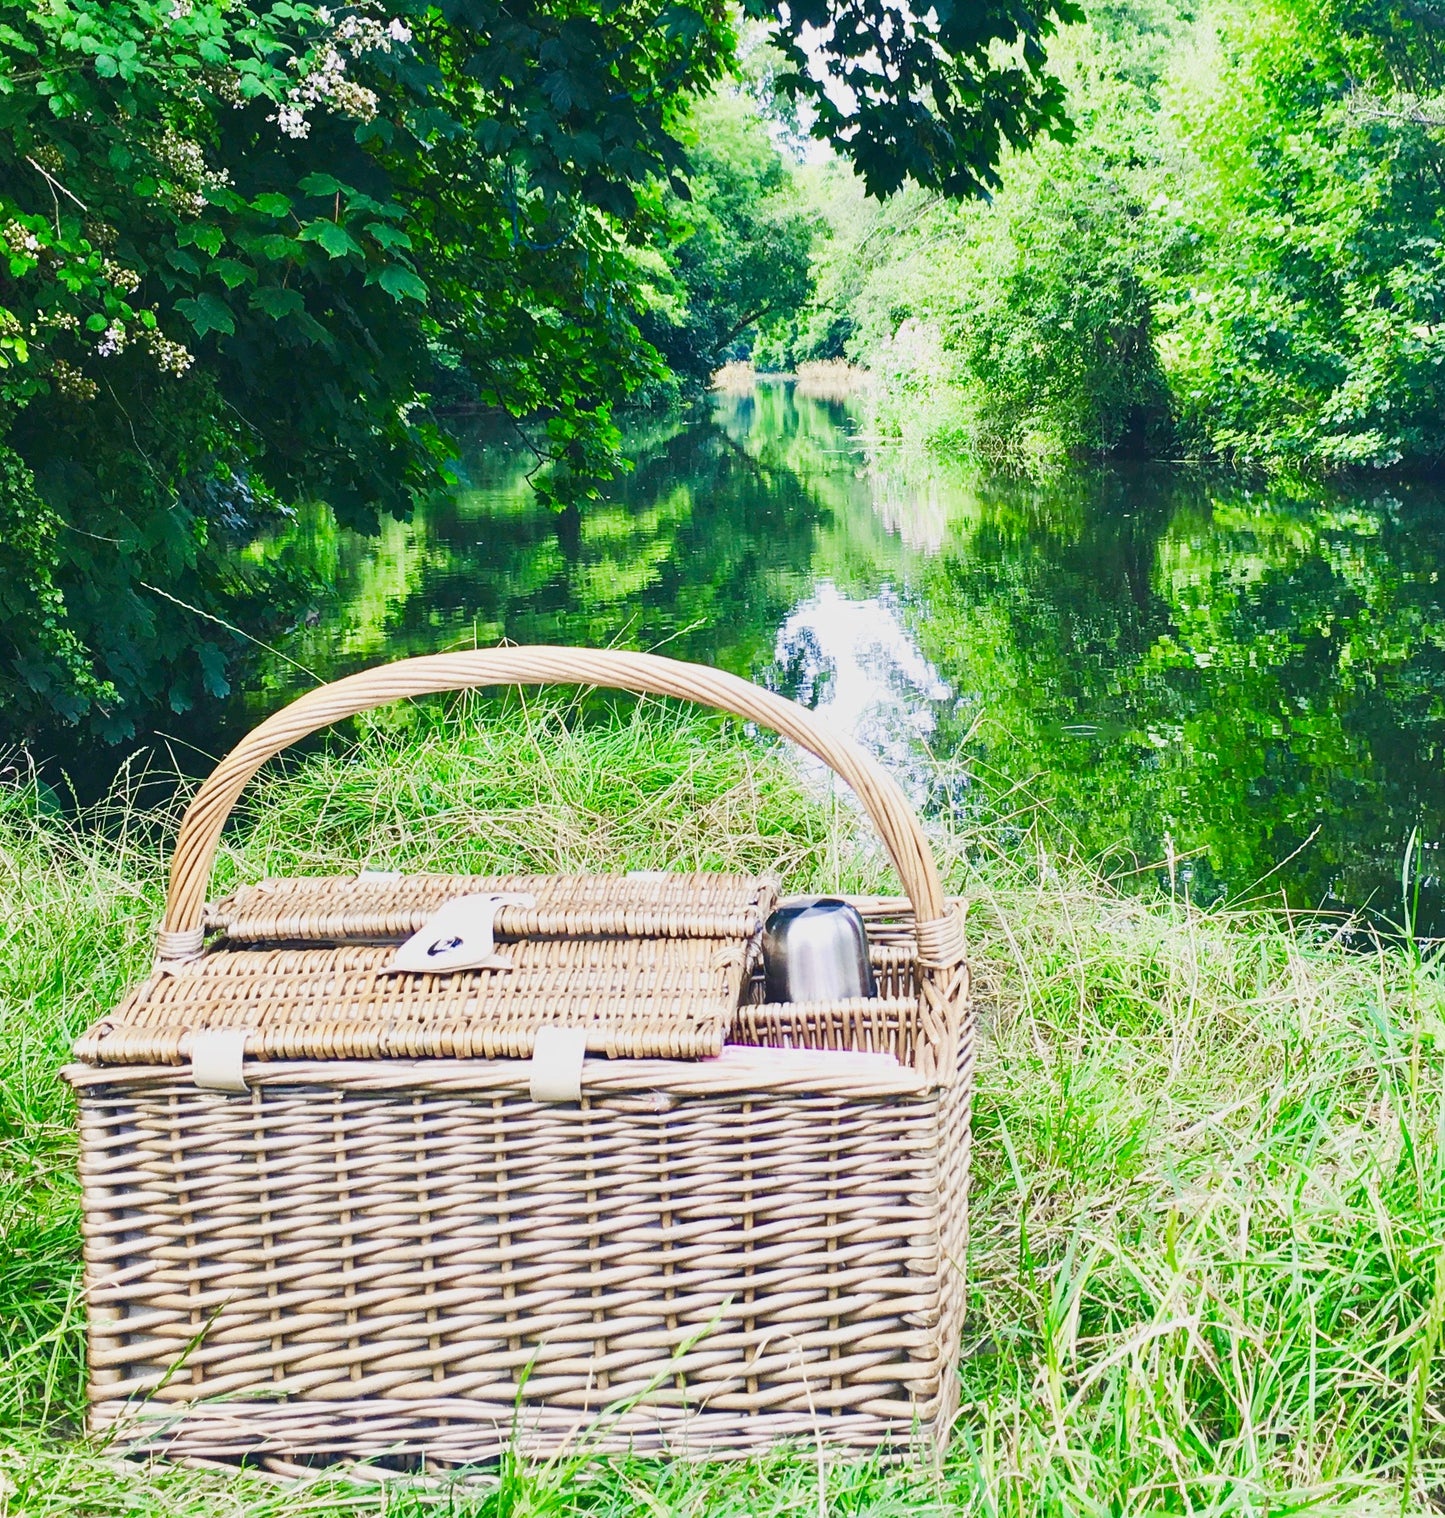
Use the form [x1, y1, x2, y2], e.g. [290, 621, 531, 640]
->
[76, 1043, 967, 1460]
[81, 935, 755, 1064]
[69, 648, 972, 1466]
[206, 871, 774, 945]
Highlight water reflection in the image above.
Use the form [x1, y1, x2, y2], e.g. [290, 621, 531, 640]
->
[774, 584, 950, 788]
[246, 380, 1445, 932]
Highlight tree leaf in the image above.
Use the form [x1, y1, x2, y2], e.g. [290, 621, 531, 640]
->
[197, 641, 230, 699]
[251, 192, 292, 218]
[212, 258, 254, 290]
[242, 232, 295, 262]
[181, 223, 224, 255]
[299, 171, 348, 198]
[249, 285, 305, 320]
[175, 293, 235, 338]
[365, 222, 412, 251]
[375, 264, 428, 302]
[298, 220, 362, 259]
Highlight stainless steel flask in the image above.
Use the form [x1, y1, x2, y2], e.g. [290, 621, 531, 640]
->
[762, 897, 877, 1004]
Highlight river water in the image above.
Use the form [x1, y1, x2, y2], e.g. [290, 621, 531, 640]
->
[222, 381, 1445, 932]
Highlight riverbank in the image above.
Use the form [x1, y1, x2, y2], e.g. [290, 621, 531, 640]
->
[28, 391, 1445, 933]
[815, 3, 1445, 476]
[4, 697, 1443, 1513]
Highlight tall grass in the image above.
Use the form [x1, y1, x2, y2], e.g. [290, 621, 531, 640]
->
[3, 694, 1444, 1514]
[793, 360, 872, 402]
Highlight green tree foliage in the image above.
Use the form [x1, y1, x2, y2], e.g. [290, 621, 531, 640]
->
[1161, 0, 1445, 467]
[819, 0, 1445, 471]
[0, 447, 112, 722]
[641, 92, 815, 385]
[0, 0, 735, 735]
[746, 0, 1080, 198]
[0, 0, 1079, 740]
[816, 2, 1184, 464]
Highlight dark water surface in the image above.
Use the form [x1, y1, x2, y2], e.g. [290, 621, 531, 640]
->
[139, 383, 1445, 931]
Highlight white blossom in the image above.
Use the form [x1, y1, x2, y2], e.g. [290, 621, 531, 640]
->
[274, 104, 312, 138]
[269, 6, 412, 140]
[2, 220, 41, 256]
[150, 127, 232, 215]
[33, 308, 81, 334]
[103, 259, 141, 295]
[144, 328, 194, 377]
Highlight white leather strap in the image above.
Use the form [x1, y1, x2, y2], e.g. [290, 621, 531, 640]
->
[386, 892, 537, 974]
[191, 1028, 250, 1093]
[529, 1025, 588, 1103]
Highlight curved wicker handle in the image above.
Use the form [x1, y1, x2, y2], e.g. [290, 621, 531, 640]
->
[161, 645, 952, 945]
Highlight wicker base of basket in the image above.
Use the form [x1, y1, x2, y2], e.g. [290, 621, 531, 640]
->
[92, 1400, 944, 1466]
[72, 1033, 971, 1467]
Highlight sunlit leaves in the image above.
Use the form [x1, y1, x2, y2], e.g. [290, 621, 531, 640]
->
[641, 91, 814, 385]
[1160, 0, 1445, 466]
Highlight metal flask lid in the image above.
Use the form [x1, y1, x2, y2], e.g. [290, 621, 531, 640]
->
[762, 897, 878, 1005]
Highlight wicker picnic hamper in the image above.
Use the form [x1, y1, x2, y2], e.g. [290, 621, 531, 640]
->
[67, 646, 973, 1469]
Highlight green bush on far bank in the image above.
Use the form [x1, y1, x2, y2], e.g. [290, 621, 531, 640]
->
[4, 696, 1445, 1512]
[818, 0, 1445, 472]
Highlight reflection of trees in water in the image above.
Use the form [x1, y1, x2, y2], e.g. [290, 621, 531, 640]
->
[258, 409, 824, 703]
[770, 624, 837, 709]
[910, 465, 1445, 928]
[250, 394, 1445, 931]
[768, 583, 955, 801]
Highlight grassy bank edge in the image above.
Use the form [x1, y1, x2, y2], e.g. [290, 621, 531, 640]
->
[3, 695, 1443, 1516]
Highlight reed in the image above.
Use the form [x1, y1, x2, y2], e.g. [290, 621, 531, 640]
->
[708, 360, 758, 394]
[3, 693, 1444, 1513]
[793, 358, 872, 401]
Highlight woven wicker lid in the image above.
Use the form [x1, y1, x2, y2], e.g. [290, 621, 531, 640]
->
[207, 871, 775, 945]
[78, 872, 771, 1069]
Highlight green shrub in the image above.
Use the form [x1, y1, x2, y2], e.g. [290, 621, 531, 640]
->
[833, 2, 1183, 465]
[819, 0, 1445, 471]
[1159, 0, 1445, 468]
